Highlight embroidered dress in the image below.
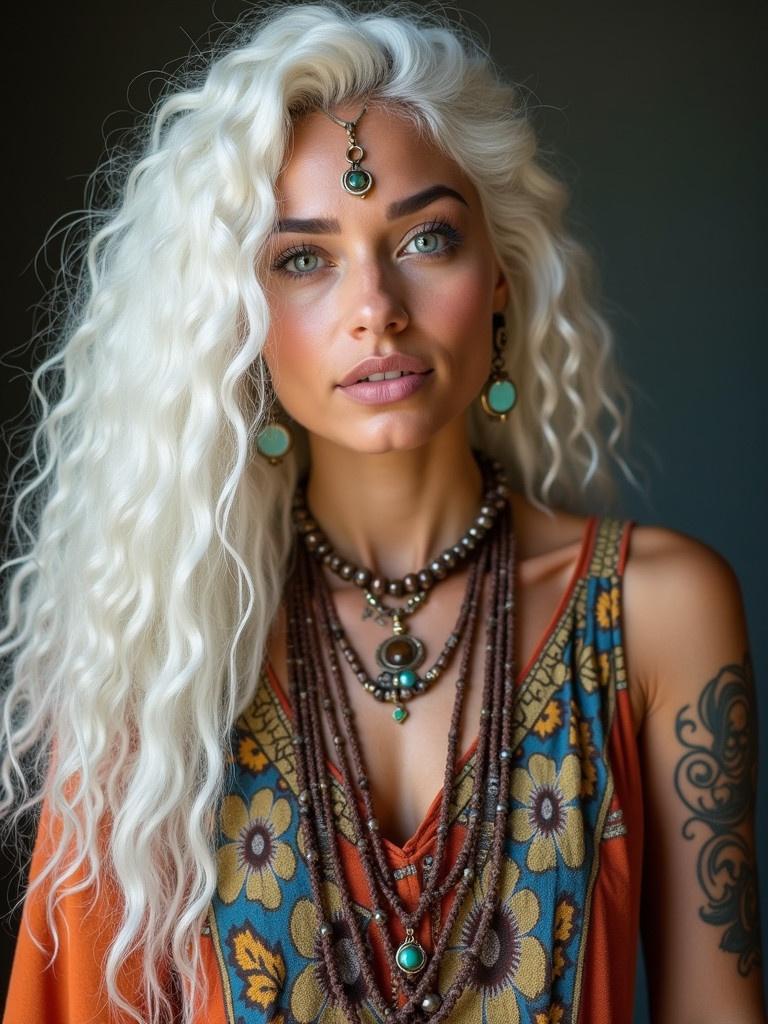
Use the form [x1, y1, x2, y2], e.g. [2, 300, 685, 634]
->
[197, 515, 643, 1024]
[3, 516, 642, 1024]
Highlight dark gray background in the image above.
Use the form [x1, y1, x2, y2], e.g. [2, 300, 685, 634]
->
[1, 2, 766, 1019]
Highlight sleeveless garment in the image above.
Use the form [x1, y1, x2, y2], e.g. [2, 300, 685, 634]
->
[3, 516, 643, 1024]
[199, 515, 643, 1023]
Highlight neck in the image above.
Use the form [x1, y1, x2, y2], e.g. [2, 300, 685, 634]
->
[304, 423, 484, 582]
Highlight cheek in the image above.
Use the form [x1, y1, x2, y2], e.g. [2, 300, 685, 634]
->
[262, 296, 311, 380]
[261, 308, 333, 418]
[424, 266, 493, 372]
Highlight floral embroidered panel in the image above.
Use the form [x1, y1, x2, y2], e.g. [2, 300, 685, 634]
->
[207, 516, 635, 1024]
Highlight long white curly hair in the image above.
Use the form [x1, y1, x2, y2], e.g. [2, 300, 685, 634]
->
[0, 2, 645, 1021]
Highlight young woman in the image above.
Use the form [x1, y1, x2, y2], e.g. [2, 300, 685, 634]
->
[1, 3, 764, 1023]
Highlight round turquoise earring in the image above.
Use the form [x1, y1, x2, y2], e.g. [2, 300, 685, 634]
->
[255, 398, 294, 466]
[480, 312, 518, 420]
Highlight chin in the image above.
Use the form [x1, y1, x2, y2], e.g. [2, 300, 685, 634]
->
[332, 412, 457, 455]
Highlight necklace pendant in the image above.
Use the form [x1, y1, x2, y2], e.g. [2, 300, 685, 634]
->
[395, 929, 427, 975]
[375, 632, 426, 703]
[392, 704, 408, 724]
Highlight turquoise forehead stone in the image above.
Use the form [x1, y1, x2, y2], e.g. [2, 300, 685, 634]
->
[488, 379, 517, 414]
[397, 942, 425, 972]
[256, 424, 291, 458]
[398, 670, 417, 688]
[346, 170, 370, 191]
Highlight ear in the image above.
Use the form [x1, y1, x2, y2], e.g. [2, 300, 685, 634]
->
[492, 262, 510, 313]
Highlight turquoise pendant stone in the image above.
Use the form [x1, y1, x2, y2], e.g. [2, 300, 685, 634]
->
[392, 706, 408, 724]
[342, 167, 373, 195]
[398, 670, 417, 689]
[488, 379, 517, 414]
[255, 423, 291, 460]
[396, 940, 426, 974]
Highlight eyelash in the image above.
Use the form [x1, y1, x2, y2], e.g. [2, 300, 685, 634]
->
[271, 218, 464, 278]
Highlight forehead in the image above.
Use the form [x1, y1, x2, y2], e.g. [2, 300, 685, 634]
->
[275, 102, 477, 215]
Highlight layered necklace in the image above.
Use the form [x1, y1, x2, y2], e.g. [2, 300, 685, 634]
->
[290, 451, 510, 722]
[284, 450, 519, 1021]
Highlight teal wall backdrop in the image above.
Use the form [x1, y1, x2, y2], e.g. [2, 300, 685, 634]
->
[1, 2, 765, 1019]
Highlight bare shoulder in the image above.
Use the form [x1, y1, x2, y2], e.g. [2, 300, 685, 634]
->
[622, 526, 764, 1018]
[622, 523, 749, 720]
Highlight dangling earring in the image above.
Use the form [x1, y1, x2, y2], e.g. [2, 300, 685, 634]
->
[480, 312, 518, 420]
[255, 393, 294, 466]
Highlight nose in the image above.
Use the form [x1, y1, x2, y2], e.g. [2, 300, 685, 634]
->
[344, 259, 410, 340]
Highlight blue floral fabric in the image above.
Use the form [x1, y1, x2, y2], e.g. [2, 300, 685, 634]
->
[206, 516, 633, 1024]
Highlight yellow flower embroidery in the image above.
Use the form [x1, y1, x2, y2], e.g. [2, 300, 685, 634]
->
[554, 896, 576, 942]
[440, 857, 547, 1024]
[534, 1002, 566, 1023]
[532, 698, 563, 739]
[566, 704, 599, 799]
[217, 788, 296, 908]
[289, 882, 377, 1024]
[236, 733, 269, 773]
[228, 922, 286, 1012]
[598, 650, 612, 686]
[595, 585, 620, 629]
[551, 893, 579, 981]
[509, 753, 585, 871]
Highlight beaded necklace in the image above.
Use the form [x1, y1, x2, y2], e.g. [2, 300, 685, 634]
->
[285, 459, 518, 1021]
[291, 452, 508, 721]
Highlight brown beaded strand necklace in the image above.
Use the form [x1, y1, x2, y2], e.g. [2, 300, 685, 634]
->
[310, 538, 490, 938]
[285, 480, 518, 1021]
[308, 536, 490, 1009]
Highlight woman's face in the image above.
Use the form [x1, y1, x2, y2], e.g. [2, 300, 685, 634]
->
[261, 101, 509, 454]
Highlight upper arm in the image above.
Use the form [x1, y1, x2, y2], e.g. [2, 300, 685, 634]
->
[622, 527, 766, 1023]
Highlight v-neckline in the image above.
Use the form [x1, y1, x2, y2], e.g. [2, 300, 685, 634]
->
[263, 514, 598, 859]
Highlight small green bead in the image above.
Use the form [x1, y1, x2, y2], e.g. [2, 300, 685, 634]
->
[392, 706, 408, 724]
[488, 379, 517, 414]
[398, 670, 417, 689]
[396, 942, 425, 972]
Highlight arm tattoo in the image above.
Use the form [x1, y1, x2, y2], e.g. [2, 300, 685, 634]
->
[673, 650, 763, 976]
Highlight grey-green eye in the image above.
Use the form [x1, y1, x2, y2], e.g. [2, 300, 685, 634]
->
[408, 232, 441, 254]
[403, 220, 463, 257]
[272, 219, 462, 279]
[271, 245, 328, 277]
[288, 252, 320, 273]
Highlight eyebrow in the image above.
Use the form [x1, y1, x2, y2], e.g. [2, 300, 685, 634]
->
[271, 184, 469, 234]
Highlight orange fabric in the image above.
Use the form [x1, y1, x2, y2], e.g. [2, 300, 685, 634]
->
[5, 802, 119, 1023]
[3, 797, 169, 1024]
[5, 518, 644, 1022]
[576, 689, 644, 1022]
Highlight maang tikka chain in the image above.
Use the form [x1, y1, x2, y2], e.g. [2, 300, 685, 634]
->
[323, 103, 374, 197]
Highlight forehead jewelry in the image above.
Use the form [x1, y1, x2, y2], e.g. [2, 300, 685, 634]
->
[323, 103, 374, 197]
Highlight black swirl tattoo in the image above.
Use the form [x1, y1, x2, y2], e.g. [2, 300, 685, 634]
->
[673, 651, 762, 976]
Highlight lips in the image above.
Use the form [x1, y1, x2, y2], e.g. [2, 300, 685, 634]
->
[338, 370, 433, 405]
[337, 354, 432, 388]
